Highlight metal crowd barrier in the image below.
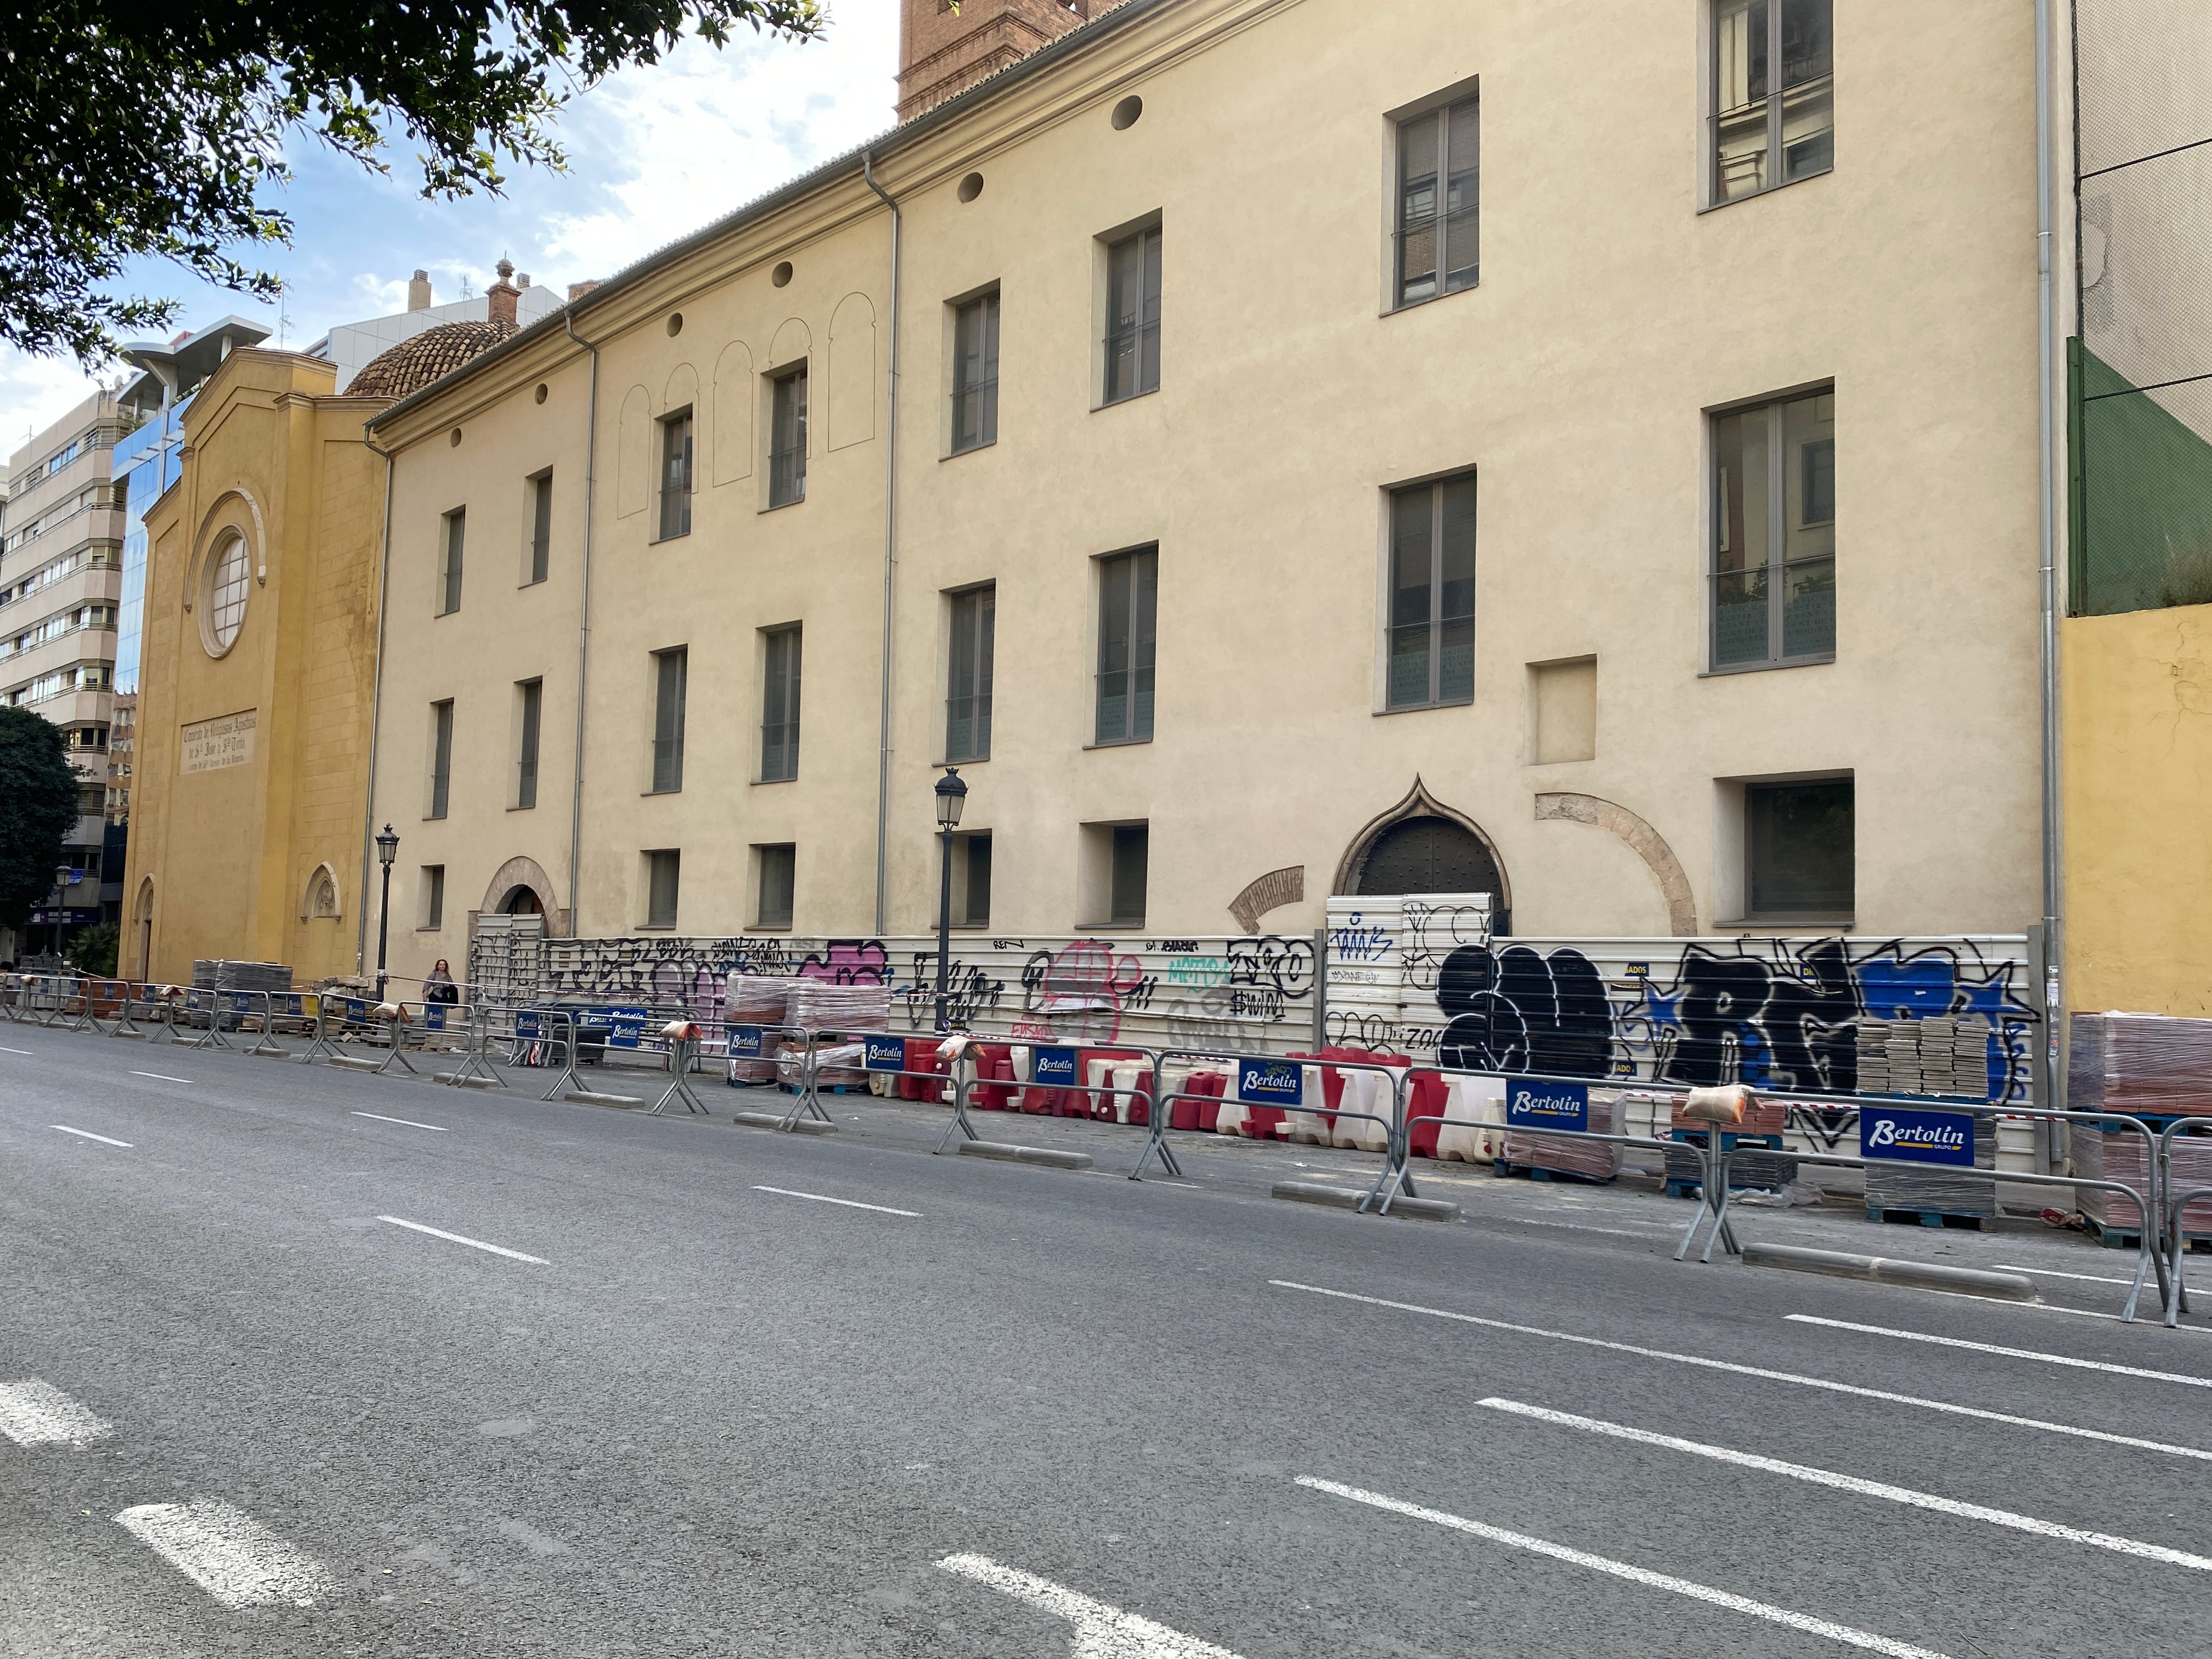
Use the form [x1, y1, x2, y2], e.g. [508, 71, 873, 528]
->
[1134, 1047, 1410, 1193]
[2162, 1116, 2212, 1328]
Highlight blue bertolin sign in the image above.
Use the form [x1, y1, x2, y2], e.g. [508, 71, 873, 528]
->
[864, 1035, 907, 1072]
[1032, 1046, 1079, 1086]
[1861, 1105, 1977, 1167]
[729, 1024, 765, 1058]
[603, 1006, 649, 1048]
[1506, 1078, 1589, 1135]
[1237, 1057, 1305, 1107]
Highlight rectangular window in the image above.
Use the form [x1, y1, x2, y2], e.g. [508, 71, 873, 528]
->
[1094, 548, 1157, 744]
[769, 368, 808, 507]
[1386, 473, 1477, 709]
[645, 849, 681, 928]
[428, 699, 454, 819]
[515, 678, 541, 810]
[1110, 825, 1148, 926]
[652, 647, 687, 794]
[951, 292, 1001, 454]
[1103, 226, 1162, 404]
[528, 472, 552, 584]
[963, 833, 992, 927]
[946, 585, 995, 761]
[1746, 778, 1853, 915]
[658, 410, 693, 539]
[421, 865, 445, 930]
[761, 625, 802, 781]
[438, 509, 465, 615]
[1711, 0, 1833, 205]
[1395, 91, 1479, 307]
[1711, 389, 1835, 668]
[757, 843, 796, 929]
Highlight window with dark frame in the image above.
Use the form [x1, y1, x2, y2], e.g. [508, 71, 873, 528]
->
[1103, 226, 1161, 404]
[962, 833, 992, 927]
[658, 410, 693, 539]
[646, 849, 681, 928]
[1110, 824, 1148, 926]
[516, 679, 541, 809]
[757, 844, 795, 928]
[422, 865, 445, 929]
[1711, 0, 1833, 205]
[528, 473, 552, 583]
[1094, 549, 1156, 745]
[946, 585, 995, 762]
[761, 625, 802, 781]
[769, 368, 808, 506]
[428, 699, 453, 819]
[1745, 778, 1853, 915]
[439, 509, 465, 615]
[1395, 91, 1479, 307]
[652, 647, 687, 793]
[951, 292, 1000, 453]
[1386, 473, 1477, 709]
[1711, 389, 1835, 669]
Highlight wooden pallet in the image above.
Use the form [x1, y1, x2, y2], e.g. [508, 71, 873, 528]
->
[1493, 1159, 1616, 1187]
[1867, 1205, 1987, 1231]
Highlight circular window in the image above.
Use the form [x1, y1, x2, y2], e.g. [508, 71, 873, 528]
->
[1111, 95, 1143, 131]
[771, 261, 793, 288]
[667, 313, 684, 336]
[957, 172, 984, 203]
[201, 534, 250, 657]
[534, 382, 549, 404]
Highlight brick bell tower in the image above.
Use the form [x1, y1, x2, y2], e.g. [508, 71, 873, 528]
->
[898, 0, 1092, 122]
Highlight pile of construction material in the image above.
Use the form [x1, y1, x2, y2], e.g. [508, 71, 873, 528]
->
[786, 979, 891, 1089]
[192, 960, 292, 994]
[722, 974, 789, 1085]
[2069, 1011, 2212, 1242]
[1855, 1014, 1989, 1100]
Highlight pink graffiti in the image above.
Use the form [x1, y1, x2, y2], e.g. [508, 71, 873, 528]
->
[799, 940, 889, 986]
[1037, 939, 1144, 1043]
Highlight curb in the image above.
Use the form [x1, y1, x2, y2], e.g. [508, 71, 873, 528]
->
[1742, 1242, 2037, 1301]
[1270, 1180, 1462, 1223]
[563, 1089, 644, 1107]
[441, 1074, 505, 1090]
[731, 1110, 838, 1136]
[956, 1139, 1093, 1171]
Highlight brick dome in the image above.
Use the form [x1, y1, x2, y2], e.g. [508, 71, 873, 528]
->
[348, 318, 519, 400]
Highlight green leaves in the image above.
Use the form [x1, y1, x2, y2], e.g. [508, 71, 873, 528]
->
[2, 1, 828, 364]
[0, 707, 81, 931]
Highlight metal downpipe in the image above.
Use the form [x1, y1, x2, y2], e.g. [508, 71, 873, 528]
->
[863, 149, 902, 939]
[2035, 0, 2064, 1110]
[356, 435, 396, 974]
[564, 312, 602, 940]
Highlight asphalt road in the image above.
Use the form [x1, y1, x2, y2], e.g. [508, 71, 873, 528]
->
[3, 1023, 2209, 1657]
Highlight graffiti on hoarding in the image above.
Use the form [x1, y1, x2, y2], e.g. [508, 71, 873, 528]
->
[1398, 899, 1492, 992]
[799, 940, 890, 985]
[1384, 935, 2033, 1104]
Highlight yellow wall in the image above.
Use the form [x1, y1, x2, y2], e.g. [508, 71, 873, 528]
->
[2063, 603, 2212, 1016]
[121, 352, 387, 985]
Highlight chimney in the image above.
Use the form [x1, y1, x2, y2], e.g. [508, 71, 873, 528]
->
[567, 280, 602, 302]
[897, 0, 1088, 122]
[516, 273, 532, 289]
[407, 269, 433, 311]
[487, 257, 520, 327]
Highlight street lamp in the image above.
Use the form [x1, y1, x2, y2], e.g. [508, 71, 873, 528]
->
[933, 768, 968, 1033]
[374, 823, 399, 1000]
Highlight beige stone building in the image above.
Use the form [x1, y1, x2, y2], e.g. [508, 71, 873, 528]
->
[362, 0, 2051, 993]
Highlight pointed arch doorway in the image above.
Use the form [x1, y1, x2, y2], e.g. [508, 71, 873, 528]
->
[1334, 777, 1511, 932]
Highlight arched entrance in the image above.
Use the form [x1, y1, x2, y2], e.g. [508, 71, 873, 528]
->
[1334, 777, 1512, 932]
[133, 878, 155, 979]
[479, 855, 558, 931]
[502, 886, 544, 916]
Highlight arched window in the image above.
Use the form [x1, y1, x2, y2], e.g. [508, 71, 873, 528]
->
[302, 865, 340, 921]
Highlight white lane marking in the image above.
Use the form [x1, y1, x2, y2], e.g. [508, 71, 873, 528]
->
[0, 1044, 30, 1055]
[936, 1554, 1243, 1658]
[1995, 1263, 2137, 1287]
[0, 1379, 113, 1447]
[51, 1125, 131, 1147]
[1479, 1397, 2212, 1573]
[1511, 1216, 1666, 1239]
[1297, 1477, 1949, 1659]
[352, 1110, 449, 1132]
[1787, 1314, 2212, 1387]
[115, 1499, 332, 1607]
[752, 1184, 919, 1218]
[376, 1215, 546, 1263]
[1270, 1281, 2212, 1462]
[129, 1070, 192, 1084]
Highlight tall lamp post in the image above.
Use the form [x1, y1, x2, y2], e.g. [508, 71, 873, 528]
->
[932, 768, 968, 1033]
[374, 823, 399, 1000]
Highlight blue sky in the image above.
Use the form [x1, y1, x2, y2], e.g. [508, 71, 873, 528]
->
[1, 1, 899, 446]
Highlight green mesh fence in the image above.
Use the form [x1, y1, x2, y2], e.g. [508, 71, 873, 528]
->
[2070, 2, 2212, 617]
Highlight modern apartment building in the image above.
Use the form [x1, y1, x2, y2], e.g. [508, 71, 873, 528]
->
[354, 0, 2054, 992]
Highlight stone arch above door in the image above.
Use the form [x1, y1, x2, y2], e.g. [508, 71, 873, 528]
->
[1334, 777, 1513, 929]
[481, 855, 559, 929]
